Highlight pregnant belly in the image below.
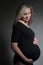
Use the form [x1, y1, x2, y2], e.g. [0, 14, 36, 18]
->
[30, 44, 41, 61]
[20, 44, 41, 62]
[18, 41, 41, 62]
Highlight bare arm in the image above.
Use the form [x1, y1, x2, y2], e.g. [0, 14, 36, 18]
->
[11, 42, 33, 63]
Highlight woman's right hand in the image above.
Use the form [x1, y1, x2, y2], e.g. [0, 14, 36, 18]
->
[25, 58, 33, 63]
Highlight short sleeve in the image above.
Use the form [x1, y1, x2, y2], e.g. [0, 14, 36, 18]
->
[11, 23, 21, 43]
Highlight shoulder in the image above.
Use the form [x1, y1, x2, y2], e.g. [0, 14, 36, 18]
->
[12, 21, 23, 30]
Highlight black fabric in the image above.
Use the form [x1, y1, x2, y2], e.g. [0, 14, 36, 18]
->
[11, 21, 40, 65]
[11, 22, 21, 42]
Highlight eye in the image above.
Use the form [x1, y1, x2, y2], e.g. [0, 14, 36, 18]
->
[28, 12, 31, 14]
[24, 13, 27, 15]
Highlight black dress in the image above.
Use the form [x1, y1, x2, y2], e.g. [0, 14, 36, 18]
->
[11, 21, 40, 65]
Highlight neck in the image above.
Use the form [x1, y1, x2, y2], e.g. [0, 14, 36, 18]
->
[18, 20, 30, 28]
[19, 20, 28, 25]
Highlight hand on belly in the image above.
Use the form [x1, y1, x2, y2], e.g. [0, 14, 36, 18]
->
[33, 37, 39, 45]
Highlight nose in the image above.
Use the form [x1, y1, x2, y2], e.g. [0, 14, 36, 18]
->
[26, 14, 31, 18]
[26, 15, 28, 18]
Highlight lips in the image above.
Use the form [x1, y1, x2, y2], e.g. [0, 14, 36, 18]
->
[25, 17, 30, 21]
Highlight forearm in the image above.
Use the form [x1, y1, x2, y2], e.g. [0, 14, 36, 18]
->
[11, 42, 28, 62]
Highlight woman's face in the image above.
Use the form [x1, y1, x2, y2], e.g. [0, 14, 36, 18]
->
[21, 8, 32, 23]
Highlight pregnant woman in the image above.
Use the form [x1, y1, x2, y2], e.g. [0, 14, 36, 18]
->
[11, 3, 41, 65]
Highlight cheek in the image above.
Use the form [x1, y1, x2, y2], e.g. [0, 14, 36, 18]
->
[28, 14, 31, 17]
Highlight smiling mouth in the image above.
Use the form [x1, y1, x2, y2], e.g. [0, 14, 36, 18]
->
[25, 17, 30, 20]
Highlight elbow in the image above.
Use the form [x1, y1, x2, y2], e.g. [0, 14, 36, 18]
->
[11, 43, 15, 52]
[11, 42, 18, 51]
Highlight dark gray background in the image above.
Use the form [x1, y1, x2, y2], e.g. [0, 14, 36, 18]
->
[0, 0, 43, 65]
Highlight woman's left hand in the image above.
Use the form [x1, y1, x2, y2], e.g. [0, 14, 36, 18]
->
[33, 37, 39, 45]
